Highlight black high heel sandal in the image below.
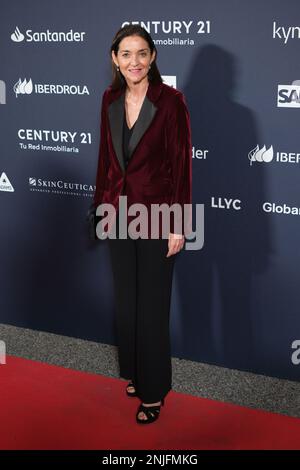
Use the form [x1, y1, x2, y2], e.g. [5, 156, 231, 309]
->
[126, 381, 137, 397]
[136, 398, 165, 424]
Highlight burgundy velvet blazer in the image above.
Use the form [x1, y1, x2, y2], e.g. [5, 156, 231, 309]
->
[93, 80, 192, 237]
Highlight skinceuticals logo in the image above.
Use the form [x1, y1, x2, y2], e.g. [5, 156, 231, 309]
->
[0, 80, 6, 104]
[29, 176, 95, 197]
[13, 78, 89, 97]
[277, 80, 300, 108]
[11, 26, 86, 43]
[0, 172, 14, 192]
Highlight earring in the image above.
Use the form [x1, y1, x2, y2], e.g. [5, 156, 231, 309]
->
[116, 65, 119, 72]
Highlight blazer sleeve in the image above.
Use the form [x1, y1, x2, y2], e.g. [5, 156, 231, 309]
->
[93, 89, 110, 208]
[166, 92, 192, 235]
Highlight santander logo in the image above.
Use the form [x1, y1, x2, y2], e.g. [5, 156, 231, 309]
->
[11, 26, 25, 42]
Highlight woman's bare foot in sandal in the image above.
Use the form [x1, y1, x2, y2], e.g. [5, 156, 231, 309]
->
[137, 401, 162, 421]
[126, 381, 137, 397]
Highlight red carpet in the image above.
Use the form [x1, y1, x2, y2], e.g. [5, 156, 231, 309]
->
[0, 355, 300, 450]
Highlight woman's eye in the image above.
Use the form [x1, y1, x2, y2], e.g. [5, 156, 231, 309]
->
[122, 52, 147, 58]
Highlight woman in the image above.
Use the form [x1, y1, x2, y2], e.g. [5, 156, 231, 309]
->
[93, 24, 192, 424]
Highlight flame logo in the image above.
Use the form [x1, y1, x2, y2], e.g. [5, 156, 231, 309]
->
[13, 78, 33, 97]
[248, 145, 274, 166]
[11, 26, 25, 42]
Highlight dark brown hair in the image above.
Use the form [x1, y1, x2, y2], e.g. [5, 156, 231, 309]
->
[110, 24, 163, 90]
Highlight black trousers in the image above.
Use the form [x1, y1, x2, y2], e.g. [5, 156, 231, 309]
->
[107, 218, 177, 403]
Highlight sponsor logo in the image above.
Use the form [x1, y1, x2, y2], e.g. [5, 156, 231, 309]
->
[249, 145, 273, 165]
[192, 147, 209, 159]
[121, 20, 211, 46]
[249, 145, 300, 165]
[277, 80, 300, 108]
[13, 78, 89, 97]
[273, 21, 300, 44]
[162, 75, 177, 88]
[11, 26, 86, 43]
[18, 129, 92, 154]
[0, 172, 14, 192]
[14, 78, 33, 96]
[211, 197, 241, 210]
[11, 26, 24, 42]
[263, 202, 300, 215]
[28, 176, 95, 198]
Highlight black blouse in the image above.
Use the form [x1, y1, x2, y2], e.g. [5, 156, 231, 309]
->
[122, 109, 135, 168]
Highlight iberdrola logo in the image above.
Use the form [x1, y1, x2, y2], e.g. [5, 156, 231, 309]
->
[248, 145, 274, 166]
[13, 78, 33, 97]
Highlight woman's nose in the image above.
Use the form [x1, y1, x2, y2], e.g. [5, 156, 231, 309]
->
[130, 56, 139, 65]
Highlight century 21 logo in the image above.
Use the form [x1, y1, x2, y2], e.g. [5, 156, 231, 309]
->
[291, 340, 300, 365]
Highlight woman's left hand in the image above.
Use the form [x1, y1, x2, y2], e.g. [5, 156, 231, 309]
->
[166, 233, 185, 257]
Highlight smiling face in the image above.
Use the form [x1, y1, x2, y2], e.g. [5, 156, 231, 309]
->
[112, 35, 156, 86]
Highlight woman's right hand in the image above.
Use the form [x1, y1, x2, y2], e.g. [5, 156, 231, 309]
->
[166, 233, 185, 257]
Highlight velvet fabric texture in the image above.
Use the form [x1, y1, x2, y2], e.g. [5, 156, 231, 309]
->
[93, 80, 192, 238]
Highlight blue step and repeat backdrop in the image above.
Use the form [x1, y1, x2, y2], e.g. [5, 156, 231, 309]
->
[0, 0, 299, 381]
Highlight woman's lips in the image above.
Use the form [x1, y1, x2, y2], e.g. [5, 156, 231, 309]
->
[129, 69, 142, 74]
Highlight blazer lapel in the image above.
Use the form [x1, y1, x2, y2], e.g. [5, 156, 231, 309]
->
[108, 92, 126, 172]
[108, 89, 158, 173]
